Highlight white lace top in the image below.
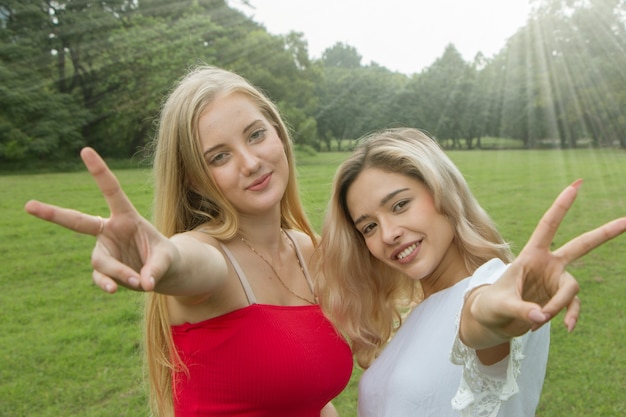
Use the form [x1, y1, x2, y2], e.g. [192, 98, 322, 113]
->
[358, 259, 550, 417]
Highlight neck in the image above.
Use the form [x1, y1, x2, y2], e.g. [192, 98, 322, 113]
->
[237, 213, 283, 246]
[420, 243, 470, 299]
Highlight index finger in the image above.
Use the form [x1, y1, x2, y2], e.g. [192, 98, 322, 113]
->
[553, 217, 626, 264]
[80, 147, 137, 216]
[524, 179, 583, 250]
[24, 200, 106, 236]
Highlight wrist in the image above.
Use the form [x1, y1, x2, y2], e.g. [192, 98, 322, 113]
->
[461, 285, 510, 349]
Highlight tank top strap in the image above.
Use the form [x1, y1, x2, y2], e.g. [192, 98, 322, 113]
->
[219, 242, 257, 305]
[283, 229, 316, 297]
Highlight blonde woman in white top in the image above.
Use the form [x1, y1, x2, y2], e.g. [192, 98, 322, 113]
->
[314, 127, 626, 417]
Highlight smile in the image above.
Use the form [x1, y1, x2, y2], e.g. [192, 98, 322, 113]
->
[247, 173, 272, 191]
[396, 243, 418, 260]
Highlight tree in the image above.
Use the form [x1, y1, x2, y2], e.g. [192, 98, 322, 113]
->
[491, 0, 626, 148]
[321, 42, 362, 69]
[412, 44, 474, 148]
[462, 53, 494, 148]
[0, 1, 91, 160]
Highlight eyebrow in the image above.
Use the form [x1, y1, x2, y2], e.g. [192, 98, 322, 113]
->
[203, 119, 263, 157]
[352, 187, 410, 226]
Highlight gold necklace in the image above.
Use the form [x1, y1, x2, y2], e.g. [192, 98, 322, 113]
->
[239, 229, 315, 305]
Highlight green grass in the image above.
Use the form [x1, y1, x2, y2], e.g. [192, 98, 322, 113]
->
[2, 148, 625, 416]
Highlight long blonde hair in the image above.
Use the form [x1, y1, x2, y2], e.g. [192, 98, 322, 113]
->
[314, 127, 513, 368]
[145, 65, 316, 416]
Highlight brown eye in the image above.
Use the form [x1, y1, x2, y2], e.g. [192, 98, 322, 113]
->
[361, 223, 377, 236]
[392, 200, 409, 213]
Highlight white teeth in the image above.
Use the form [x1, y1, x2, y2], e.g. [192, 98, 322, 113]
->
[396, 243, 417, 260]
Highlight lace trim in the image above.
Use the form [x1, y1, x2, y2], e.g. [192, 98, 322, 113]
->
[450, 323, 524, 417]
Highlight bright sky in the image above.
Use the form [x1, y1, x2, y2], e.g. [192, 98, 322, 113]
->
[229, 0, 532, 74]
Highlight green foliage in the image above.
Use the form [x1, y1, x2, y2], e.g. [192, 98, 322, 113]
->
[410, 45, 475, 148]
[316, 65, 404, 151]
[322, 42, 363, 69]
[0, 0, 624, 161]
[0, 24, 91, 160]
[495, 0, 626, 148]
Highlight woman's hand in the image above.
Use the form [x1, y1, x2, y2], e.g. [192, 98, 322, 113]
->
[463, 179, 626, 349]
[24, 147, 176, 294]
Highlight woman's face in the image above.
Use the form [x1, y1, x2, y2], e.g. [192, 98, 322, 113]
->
[198, 92, 289, 215]
[346, 167, 462, 283]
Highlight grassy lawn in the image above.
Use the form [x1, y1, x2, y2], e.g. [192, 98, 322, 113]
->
[1, 148, 625, 416]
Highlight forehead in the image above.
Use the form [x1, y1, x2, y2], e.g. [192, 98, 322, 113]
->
[346, 168, 417, 212]
[198, 92, 266, 141]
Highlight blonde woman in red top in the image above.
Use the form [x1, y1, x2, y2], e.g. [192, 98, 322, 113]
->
[25, 66, 353, 417]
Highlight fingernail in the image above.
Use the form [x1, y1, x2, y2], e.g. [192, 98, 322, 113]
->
[105, 284, 113, 293]
[567, 319, 577, 333]
[528, 309, 547, 323]
[128, 277, 139, 288]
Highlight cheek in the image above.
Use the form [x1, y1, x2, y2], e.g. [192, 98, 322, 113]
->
[273, 144, 289, 168]
[438, 216, 456, 245]
[273, 151, 290, 186]
[364, 237, 383, 260]
[209, 167, 235, 194]
[277, 152, 289, 172]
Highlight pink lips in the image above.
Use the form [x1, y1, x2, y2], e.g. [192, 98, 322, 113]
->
[246, 173, 272, 191]
[391, 240, 421, 264]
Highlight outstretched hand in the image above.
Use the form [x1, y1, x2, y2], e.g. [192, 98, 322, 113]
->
[469, 179, 626, 341]
[24, 147, 175, 293]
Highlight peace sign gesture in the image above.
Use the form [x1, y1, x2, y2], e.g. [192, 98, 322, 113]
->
[24, 147, 176, 293]
[462, 179, 626, 349]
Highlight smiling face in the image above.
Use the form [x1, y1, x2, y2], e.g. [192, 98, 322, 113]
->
[346, 167, 468, 293]
[198, 92, 289, 216]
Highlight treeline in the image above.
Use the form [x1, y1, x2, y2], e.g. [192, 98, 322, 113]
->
[1, 0, 624, 162]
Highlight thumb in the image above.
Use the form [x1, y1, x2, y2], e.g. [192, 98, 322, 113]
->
[139, 253, 172, 292]
[473, 299, 550, 333]
[138, 233, 177, 293]
[139, 269, 157, 292]
[497, 297, 550, 333]
[528, 307, 550, 324]
[521, 302, 551, 332]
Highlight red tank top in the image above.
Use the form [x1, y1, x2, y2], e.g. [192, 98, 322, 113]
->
[171, 232, 353, 416]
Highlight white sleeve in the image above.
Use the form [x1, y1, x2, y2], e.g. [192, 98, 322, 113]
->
[449, 259, 526, 417]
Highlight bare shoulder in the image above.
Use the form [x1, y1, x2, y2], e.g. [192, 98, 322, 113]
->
[182, 228, 222, 247]
[286, 229, 316, 260]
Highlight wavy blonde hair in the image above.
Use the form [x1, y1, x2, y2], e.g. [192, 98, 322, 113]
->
[145, 65, 316, 416]
[314, 127, 513, 368]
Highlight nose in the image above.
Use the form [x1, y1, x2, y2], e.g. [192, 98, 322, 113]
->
[239, 148, 261, 176]
[380, 217, 402, 245]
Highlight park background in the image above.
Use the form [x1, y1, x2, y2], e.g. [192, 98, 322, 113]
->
[1, 0, 625, 416]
